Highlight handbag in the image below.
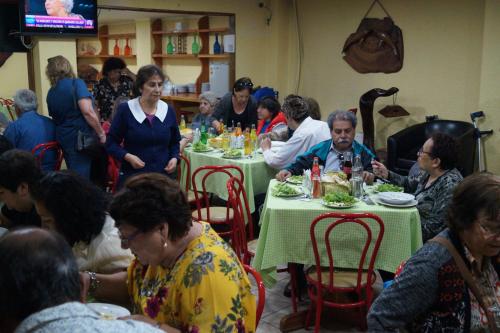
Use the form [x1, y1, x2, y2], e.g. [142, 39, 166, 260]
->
[72, 79, 102, 157]
[342, 0, 404, 74]
[429, 236, 500, 333]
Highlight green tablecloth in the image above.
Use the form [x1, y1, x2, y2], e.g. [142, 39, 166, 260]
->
[183, 148, 276, 212]
[252, 180, 423, 287]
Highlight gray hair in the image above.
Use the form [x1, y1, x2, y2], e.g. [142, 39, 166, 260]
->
[199, 91, 218, 107]
[62, 0, 74, 14]
[327, 110, 357, 130]
[13, 89, 38, 113]
[282, 94, 309, 122]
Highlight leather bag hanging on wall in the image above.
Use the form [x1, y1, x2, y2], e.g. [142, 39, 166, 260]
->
[342, 0, 404, 74]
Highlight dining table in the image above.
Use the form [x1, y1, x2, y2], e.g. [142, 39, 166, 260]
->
[181, 147, 277, 212]
[252, 179, 423, 287]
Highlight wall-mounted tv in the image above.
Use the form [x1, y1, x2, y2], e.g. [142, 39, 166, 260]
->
[19, 0, 98, 36]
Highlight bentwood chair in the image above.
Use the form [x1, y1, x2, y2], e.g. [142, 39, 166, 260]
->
[191, 165, 243, 239]
[31, 141, 64, 171]
[177, 154, 198, 206]
[243, 264, 266, 327]
[305, 212, 385, 332]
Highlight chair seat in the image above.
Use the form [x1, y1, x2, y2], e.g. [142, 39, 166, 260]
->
[306, 267, 376, 288]
[186, 190, 198, 203]
[192, 206, 234, 223]
[247, 239, 258, 255]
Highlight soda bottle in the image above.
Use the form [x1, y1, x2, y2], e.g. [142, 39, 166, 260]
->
[244, 128, 252, 156]
[200, 121, 208, 144]
[250, 124, 257, 150]
[219, 118, 225, 134]
[221, 128, 230, 151]
[352, 155, 363, 180]
[235, 122, 242, 137]
[342, 151, 353, 180]
[311, 157, 321, 198]
[179, 115, 186, 130]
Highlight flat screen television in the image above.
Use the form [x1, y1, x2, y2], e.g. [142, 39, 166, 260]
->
[19, 0, 98, 36]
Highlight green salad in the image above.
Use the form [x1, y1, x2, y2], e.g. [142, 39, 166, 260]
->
[287, 175, 304, 184]
[323, 192, 356, 205]
[272, 183, 300, 196]
[222, 149, 242, 158]
[375, 183, 403, 192]
[192, 141, 209, 152]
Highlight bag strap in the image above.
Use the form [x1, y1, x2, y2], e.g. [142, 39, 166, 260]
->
[363, 0, 392, 19]
[429, 236, 499, 333]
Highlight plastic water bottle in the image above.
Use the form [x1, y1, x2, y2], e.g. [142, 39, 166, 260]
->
[193, 128, 201, 144]
[351, 155, 364, 198]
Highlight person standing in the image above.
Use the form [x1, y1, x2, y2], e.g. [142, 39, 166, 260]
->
[4, 89, 56, 171]
[106, 65, 180, 186]
[45, 55, 106, 180]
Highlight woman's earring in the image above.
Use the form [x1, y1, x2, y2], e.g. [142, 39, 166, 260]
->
[163, 241, 168, 249]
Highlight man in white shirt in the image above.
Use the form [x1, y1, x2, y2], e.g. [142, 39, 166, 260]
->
[260, 94, 330, 170]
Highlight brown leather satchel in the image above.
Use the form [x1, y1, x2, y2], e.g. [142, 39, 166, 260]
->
[342, 0, 404, 74]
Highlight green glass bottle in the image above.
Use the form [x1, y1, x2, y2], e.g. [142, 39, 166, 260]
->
[191, 35, 200, 55]
[166, 36, 174, 55]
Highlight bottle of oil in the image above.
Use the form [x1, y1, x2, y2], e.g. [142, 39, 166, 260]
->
[179, 114, 186, 130]
[250, 124, 257, 150]
[244, 128, 252, 156]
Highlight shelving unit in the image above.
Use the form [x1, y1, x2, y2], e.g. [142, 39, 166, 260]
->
[76, 25, 136, 63]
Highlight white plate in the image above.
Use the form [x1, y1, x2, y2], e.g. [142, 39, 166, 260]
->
[192, 147, 214, 153]
[321, 200, 356, 209]
[377, 199, 418, 208]
[87, 303, 130, 320]
[0, 227, 7, 237]
[286, 176, 304, 185]
[377, 192, 415, 205]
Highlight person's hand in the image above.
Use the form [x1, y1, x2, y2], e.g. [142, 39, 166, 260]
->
[363, 171, 375, 185]
[125, 154, 145, 169]
[79, 272, 91, 303]
[165, 158, 177, 174]
[371, 160, 389, 179]
[212, 120, 221, 133]
[260, 137, 271, 151]
[121, 67, 135, 78]
[98, 133, 106, 144]
[276, 170, 291, 182]
[184, 132, 193, 143]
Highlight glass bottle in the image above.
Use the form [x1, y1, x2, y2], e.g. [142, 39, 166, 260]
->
[221, 127, 230, 151]
[124, 38, 131, 56]
[191, 34, 200, 55]
[200, 121, 208, 144]
[235, 122, 242, 137]
[113, 39, 120, 56]
[213, 33, 221, 54]
[166, 36, 174, 55]
[311, 157, 321, 198]
[250, 124, 257, 150]
[179, 114, 186, 130]
[342, 151, 353, 180]
[244, 128, 252, 156]
[218, 118, 225, 134]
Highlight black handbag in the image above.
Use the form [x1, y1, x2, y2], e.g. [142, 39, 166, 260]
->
[72, 79, 102, 157]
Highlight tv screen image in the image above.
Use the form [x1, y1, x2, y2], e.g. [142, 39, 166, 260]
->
[20, 0, 98, 36]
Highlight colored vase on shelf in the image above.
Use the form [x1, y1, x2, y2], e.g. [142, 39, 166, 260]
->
[124, 38, 131, 56]
[213, 33, 221, 54]
[191, 35, 200, 55]
[166, 36, 174, 55]
[113, 39, 120, 56]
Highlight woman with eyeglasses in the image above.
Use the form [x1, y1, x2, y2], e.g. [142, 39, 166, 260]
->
[212, 77, 258, 131]
[368, 173, 500, 332]
[372, 132, 463, 242]
[80, 173, 256, 333]
[31, 171, 133, 273]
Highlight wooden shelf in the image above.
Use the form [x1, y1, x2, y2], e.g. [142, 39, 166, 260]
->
[151, 27, 229, 35]
[151, 53, 230, 59]
[77, 55, 137, 59]
[98, 33, 136, 39]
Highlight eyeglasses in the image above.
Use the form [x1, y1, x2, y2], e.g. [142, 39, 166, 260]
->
[234, 80, 253, 89]
[478, 220, 500, 239]
[118, 229, 142, 247]
[417, 147, 433, 157]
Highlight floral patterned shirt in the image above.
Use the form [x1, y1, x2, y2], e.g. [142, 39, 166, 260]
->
[93, 76, 133, 121]
[127, 222, 256, 333]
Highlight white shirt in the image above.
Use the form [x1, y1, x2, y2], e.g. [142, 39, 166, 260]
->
[263, 117, 331, 169]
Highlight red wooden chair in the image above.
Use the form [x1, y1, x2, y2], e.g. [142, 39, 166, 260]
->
[177, 154, 198, 206]
[305, 212, 385, 332]
[394, 260, 406, 278]
[191, 165, 243, 239]
[31, 141, 63, 171]
[106, 156, 120, 193]
[243, 264, 266, 327]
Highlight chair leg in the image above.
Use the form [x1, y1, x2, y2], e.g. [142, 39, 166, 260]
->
[304, 300, 314, 329]
[289, 263, 298, 312]
[314, 298, 322, 333]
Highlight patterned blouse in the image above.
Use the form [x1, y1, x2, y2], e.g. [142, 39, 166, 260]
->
[127, 222, 256, 333]
[93, 76, 133, 121]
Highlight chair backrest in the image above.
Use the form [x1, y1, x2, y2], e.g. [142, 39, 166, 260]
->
[226, 177, 254, 263]
[177, 153, 191, 193]
[243, 264, 265, 327]
[31, 141, 63, 171]
[191, 165, 244, 222]
[309, 212, 385, 306]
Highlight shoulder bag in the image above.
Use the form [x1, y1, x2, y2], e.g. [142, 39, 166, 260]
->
[73, 79, 102, 158]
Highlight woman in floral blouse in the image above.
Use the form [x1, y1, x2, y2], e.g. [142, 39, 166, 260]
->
[82, 173, 256, 333]
[93, 57, 135, 121]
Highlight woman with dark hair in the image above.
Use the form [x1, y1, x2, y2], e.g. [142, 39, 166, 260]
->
[256, 96, 287, 135]
[368, 173, 500, 332]
[105, 64, 181, 185]
[45, 55, 106, 180]
[81, 173, 256, 332]
[372, 132, 464, 242]
[93, 57, 135, 121]
[31, 171, 133, 273]
[212, 77, 258, 131]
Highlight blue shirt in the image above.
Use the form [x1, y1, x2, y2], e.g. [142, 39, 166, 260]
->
[106, 98, 181, 180]
[4, 110, 56, 171]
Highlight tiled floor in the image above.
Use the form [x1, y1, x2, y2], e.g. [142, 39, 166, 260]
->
[252, 270, 365, 333]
